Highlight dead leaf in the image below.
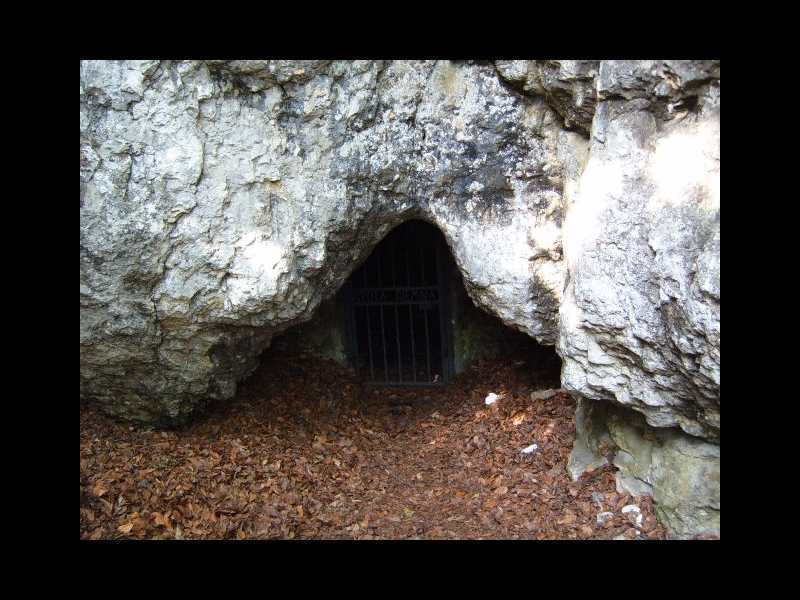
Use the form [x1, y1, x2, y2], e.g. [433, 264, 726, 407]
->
[79, 351, 664, 541]
[557, 511, 576, 526]
[152, 512, 172, 530]
[117, 522, 134, 534]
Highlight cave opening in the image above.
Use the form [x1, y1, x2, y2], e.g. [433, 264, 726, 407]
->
[343, 220, 451, 385]
[271, 218, 562, 390]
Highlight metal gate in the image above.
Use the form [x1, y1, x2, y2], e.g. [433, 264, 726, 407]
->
[344, 220, 453, 385]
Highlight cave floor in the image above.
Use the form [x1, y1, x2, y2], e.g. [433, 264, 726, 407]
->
[80, 351, 666, 540]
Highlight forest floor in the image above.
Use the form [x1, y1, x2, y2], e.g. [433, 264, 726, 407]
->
[80, 350, 667, 540]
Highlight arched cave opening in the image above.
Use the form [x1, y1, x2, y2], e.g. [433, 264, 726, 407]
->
[268, 219, 562, 390]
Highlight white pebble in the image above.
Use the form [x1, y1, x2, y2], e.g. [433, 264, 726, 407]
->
[596, 511, 614, 526]
[621, 505, 643, 527]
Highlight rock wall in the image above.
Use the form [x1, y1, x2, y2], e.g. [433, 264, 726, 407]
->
[269, 294, 349, 366]
[559, 61, 720, 442]
[81, 60, 578, 422]
[568, 398, 720, 539]
[80, 59, 719, 537]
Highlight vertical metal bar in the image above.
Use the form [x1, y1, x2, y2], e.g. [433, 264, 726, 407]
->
[391, 238, 402, 382]
[421, 228, 432, 381]
[391, 236, 397, 287]
[379, 304, 389, 382]
[419, 236, 425, 287]
[409, 304, 416, 383]
[423, 302, 431, 382]
[403, 233, 411, 287]
[365, 305, 375, 381]
[394, 304, 402, 383]
[361, 264, 374, 380]
[434, 240, 447, 384]
[404, 228, 417, 382]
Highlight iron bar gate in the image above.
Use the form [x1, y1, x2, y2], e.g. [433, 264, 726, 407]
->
[343, 221, 453, 386]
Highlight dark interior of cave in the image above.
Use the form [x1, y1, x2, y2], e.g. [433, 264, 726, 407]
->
[345, 220, 449, 385]
[270, 219, 562, 389]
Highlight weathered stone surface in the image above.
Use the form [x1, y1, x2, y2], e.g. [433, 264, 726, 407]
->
[567, 398, 720, 539]
[559, 60, 720, 441]
[81, 59, 576, 423]
[80, 59, 719, 456]
[566, 397, 614, 480]
[495, 60, 600, 135]
[530, 388, 562, 402]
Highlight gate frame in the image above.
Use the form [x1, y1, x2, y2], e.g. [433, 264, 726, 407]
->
[341, 223, 455, 386]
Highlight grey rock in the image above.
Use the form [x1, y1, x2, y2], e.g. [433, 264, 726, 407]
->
[80, 59, 719, 446]
[559, 60, 720, 441]
[569, 399, 719, 539]
[495, 60, 600, 134]
[621, 504, 643, 528]
[530, 388, 562, 401]
[596, 511, 614, 526]
[566, 397, 613, 480]
[608, 410, 720, 540]
[80, 59, 579, 423]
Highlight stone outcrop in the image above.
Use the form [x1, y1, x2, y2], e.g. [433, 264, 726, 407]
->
[558, 60, 720, 442]
[80, 59, 719, 538]
[81, 59, 580, 423]
[568, 398, 720, 539]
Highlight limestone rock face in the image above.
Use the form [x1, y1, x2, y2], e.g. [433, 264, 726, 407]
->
[494, 60, 600, 134]
[80, 60, 579, 422]
[80, 59, 719, 450]
[567, 398, 720, 539]
[558, 60, 720, 441]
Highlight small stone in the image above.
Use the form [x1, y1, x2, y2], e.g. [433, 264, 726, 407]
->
[621, 505, 643, 527]
[596, 511, 614, 526]
[530, 389, 561, 401]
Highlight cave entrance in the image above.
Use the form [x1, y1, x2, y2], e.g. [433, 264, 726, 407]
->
[342, 220, 453, 385]
[270, 218, 563, 392]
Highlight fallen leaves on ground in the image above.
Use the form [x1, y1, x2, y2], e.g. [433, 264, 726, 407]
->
[80, 351, 666, 540]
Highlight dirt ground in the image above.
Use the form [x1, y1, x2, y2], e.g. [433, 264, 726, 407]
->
[80, 350, 666, 540]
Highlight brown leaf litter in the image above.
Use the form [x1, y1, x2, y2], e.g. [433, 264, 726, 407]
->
[80, 351, 666, 540]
